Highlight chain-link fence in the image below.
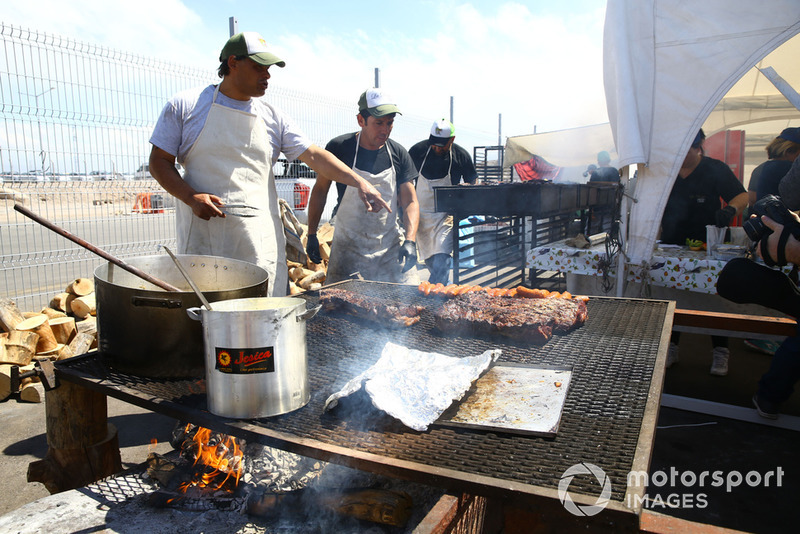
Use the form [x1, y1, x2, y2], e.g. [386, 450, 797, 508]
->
[0, 22, 496, 312]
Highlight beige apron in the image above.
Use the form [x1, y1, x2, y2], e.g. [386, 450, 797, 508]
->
[178, 85, 287, 296]
[415, 146, 454, 261]
[326, 134, 418, 284]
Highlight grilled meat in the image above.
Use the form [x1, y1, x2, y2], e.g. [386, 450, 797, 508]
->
[433, 292, 587, 343]
[319, 288, 424, 327]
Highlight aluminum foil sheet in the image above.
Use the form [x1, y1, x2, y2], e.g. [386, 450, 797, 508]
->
[324, 341, 501, 431]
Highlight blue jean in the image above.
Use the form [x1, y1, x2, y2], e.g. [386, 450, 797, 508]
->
[758, 324, 800, 404]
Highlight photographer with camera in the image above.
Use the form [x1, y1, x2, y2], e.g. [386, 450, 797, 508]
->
[661, 129, 748, 375]
[717, 194, 800, 419]
[746, 200, 800, 419]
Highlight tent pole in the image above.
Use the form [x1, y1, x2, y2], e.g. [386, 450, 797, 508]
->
[616, 169, 629, 298]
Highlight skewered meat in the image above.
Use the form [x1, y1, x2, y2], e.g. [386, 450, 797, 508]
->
[433, 291, 587, 343]
[319, 288, 424, 327]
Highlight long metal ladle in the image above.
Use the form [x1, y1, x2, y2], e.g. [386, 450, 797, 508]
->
[161, 245, 213, 310]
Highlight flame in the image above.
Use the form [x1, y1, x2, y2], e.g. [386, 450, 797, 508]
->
[177, 425, 243, 493]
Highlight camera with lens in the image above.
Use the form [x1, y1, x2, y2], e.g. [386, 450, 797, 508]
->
[742, 194, 800, 243]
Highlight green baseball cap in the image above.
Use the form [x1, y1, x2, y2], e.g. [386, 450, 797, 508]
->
[429, 118, 455, 146]
[219, 32, 285, 67]
[358, 88, 401, 117]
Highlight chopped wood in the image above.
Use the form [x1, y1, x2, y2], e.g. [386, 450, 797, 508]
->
[320, 242, 331, 262]
[68, 332, 95, 356]
[2, 330, 38, 366]
[298, 270, 325, 289]
[0, 364, 12, 401]
[287, 260, 304, 270]
[15, 314, 58, 354]
[22, 311, 42, 319]
[56, 344, 75, 360]
[289, 283, 304, 296]
[36, 344, 65, 360]
[19, 380, 45, 403]
[65, 278, 94, 297]
[290, 266, 314, 282]
[75, 316, 97, 337]
[317, 222, 335, 244]
[48, 316, 76, 344]
[0, 298, 26, 332]
[308, 282, 322, 291]
[49, 293, 71, 313]
[40, 307, 67, 319]
[70, 294, 96, 319]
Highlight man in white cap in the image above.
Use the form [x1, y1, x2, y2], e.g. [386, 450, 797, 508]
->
[408, 119, 478, 284]
[305, 88, 420, 284]
[148, 32, 388, 296]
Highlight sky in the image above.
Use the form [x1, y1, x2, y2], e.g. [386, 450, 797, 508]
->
[1, 0, 611, 145]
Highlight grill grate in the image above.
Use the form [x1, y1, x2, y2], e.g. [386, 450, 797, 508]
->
[58, 281, 670, 504]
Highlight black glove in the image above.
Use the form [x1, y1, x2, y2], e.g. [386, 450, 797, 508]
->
[714, 205, 737, 228]
[398, 240, 417, 273]
[305, 234, 322, 264]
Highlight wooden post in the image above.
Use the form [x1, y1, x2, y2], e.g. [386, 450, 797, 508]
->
[27, 381, 121, 494]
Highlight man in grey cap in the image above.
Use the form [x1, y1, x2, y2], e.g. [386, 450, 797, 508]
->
[148, 32, 388, 297]
[408, 119, 478, 284]
[305, 88, 420, 284]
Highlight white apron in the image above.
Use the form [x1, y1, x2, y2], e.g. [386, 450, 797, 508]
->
[178, 85, 287, 297]
[326, 134, 418, 284]
[416, 147, 454, 260]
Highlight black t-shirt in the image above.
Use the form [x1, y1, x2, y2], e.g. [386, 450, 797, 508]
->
[589, 166, 620, 183]
[755, 159, 793, 201]
[408, 140, 478, 185]
[325, 133, 417, 204]
[660, 157, 745, 245]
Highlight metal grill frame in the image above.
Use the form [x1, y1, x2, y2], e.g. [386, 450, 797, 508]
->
[55, 280, 673, 523]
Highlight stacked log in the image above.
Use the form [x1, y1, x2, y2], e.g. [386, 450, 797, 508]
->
[0, 277, 99, 403]
[287, 222, 334, 295]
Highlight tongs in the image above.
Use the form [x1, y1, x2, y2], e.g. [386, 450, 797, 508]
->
[218, 203, 260, 217]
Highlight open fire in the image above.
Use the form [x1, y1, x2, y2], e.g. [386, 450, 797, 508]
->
[175, 425, 243, 496]
[146, 423, 415, 528]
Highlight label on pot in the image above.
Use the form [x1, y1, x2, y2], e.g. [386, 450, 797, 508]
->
[215, 346, 275, 374]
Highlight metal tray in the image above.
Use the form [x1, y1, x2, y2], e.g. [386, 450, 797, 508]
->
[436, 362, 572, 437]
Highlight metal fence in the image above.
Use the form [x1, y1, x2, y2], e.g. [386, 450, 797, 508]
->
[0, 22, 498, 312]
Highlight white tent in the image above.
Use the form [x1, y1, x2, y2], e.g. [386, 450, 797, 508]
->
[604, 0, 800, 265]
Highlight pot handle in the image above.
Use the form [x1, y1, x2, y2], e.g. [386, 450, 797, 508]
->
[297, 305, 321, 322]
[186, 307, 202, 321]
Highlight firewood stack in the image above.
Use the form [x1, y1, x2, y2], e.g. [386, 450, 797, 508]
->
[287, 222, 334, 295]
[0, 277, 98, 403]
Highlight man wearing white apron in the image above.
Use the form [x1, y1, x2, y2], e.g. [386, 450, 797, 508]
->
[408, 119, 478, 284]
[305, 89, 420, 285]
[148, 33, 389, 297]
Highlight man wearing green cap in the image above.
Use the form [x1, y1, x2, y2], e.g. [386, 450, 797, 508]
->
[148, 32, 388, 296]
[305, 88, 420, 284]
[408, 119, 478, 285]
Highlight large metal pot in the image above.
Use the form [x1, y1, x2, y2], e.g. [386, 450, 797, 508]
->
[187, 297, 318, 419]
[94, 255, 268, 378]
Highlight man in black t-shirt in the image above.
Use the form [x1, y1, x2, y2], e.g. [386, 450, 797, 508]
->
[661, 129, 748, 377]
[408, 119, 478, 284]
[305, 88, 419, 284]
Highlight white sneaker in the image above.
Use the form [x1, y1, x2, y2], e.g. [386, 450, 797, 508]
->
[666, 342, 679, 368]
[710, 347, 730, 376]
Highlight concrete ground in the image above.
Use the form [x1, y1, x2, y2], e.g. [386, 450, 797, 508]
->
[1, 270, 799, 532]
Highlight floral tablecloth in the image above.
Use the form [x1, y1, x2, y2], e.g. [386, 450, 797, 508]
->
[526, 242, 736, 294]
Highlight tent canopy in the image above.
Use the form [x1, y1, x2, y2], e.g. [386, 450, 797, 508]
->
[604, 0, 800, 263]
